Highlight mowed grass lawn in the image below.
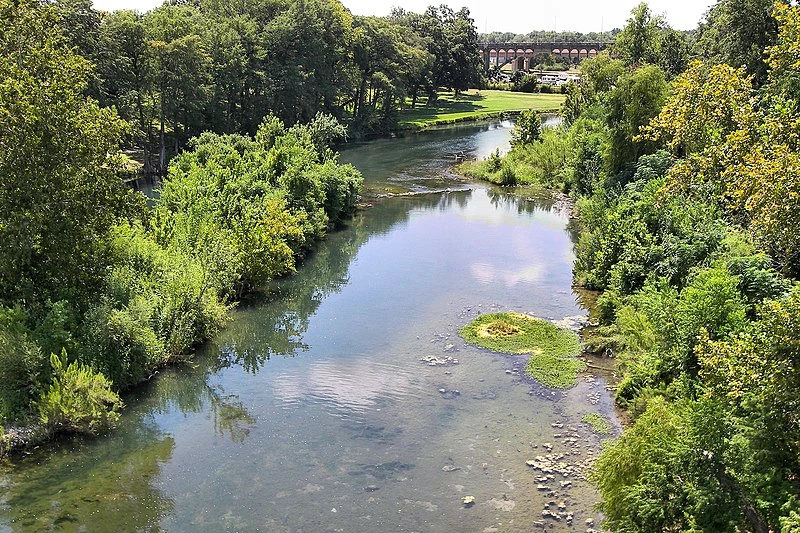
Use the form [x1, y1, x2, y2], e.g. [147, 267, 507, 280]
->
[398, 89, 565, 129]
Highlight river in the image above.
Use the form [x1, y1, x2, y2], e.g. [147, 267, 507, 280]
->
[0, 119, 616, 532]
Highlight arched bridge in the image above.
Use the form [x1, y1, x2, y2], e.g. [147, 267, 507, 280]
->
[479, 41, 612, 71]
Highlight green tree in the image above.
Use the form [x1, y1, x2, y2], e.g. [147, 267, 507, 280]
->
[145, 4, 212, 171]
[394, 6, 481, 95]
[606, 65, 669, 173]
[96, 9, 158, 174]
[613, 2, 665, 67]
[262, 0, 355, 125]
[658, 28, 691, 78]
[0, 0, 136, 311]
[510, 110, 541, 147]
[696, 0, 786, 85]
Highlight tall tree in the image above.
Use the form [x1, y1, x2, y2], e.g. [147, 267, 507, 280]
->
[96, 9, 158, 174]
[696, 0, 786, 85]
[613, 2, 665, 67]
[393, 5, 481, 96]
[0, 0, 135, 311]
[606, 65, 669, 173]
[262, 0, 355, 125]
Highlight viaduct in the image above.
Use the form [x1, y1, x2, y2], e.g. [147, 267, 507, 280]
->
[479, 41, 612, 71]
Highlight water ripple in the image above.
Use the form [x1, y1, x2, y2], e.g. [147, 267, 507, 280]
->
[271, 356, 425, 417]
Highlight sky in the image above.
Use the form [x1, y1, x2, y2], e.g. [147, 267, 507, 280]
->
[91, 0, 718, 34]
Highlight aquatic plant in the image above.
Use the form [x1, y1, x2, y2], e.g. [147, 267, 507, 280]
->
[581, 413, 613, 435]
[526, 355, 586, 389]
[37, 351, 122, 435]
[460, 312, 580, 356]
[461, 312, 584, 388]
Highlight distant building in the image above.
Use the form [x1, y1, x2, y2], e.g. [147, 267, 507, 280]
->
[537, 72, 580, 86]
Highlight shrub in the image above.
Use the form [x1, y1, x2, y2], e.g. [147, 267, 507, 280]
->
[510, 109, 541, 147]
[37, 350, 122, 435]
[498, 161, 518, 185]
[0, 307, 48, 423]
[487, 149, 503, 173]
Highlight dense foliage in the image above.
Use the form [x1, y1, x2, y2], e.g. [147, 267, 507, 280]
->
[80, 0, 482, 166]
[0, 0, 362, 444]
[465, 1, 800, 530]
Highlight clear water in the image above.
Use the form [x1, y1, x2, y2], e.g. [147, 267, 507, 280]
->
[0, 121, 616, 532]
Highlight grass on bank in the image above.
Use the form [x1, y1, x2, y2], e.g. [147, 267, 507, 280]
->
[398, 90, 565, 130]
[460, 312, 585, 389]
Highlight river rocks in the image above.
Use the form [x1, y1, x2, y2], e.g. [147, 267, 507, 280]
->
[421, 355, 459, 366]
[550, 315, 590, 333]
[437, 388, 461, 399]
[525, 453, 589, 480]
[471, 390, 498, 400]
[541, 509, 561, 520]
[586, 390, 602, 405]
[462, 496, 475, 506]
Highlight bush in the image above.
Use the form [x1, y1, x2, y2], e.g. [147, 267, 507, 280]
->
[80, 223, 229, 387]
[487, 149, 503, 172]
[510, 109, 541, 147]
[156, 115, 362, 291]
[0, 307, 48, 423]
[37, 351, 122, 435]
[498, 161, 517, 185]
[574, 171, 725, 294]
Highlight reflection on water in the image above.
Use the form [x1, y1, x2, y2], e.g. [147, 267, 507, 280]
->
[272, 358, 423, 417]
[0, 425, 175, 531]
[0, 122, 617, 532]
[340, 121, 514, 195]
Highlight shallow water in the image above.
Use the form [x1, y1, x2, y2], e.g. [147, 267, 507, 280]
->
[0, 121, 617, 532]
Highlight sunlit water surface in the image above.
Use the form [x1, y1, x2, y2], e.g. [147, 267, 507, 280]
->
[0, 119, 616, 533]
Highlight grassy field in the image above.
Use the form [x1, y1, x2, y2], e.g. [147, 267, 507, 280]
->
[398, 89, 565, 130]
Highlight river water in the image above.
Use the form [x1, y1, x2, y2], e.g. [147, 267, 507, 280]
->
[0, 120, 616, 532]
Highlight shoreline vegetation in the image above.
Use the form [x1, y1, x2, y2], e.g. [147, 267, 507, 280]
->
[460, 1, 800, 530]
[7, 0, 800, 528]
[1, 114, 363, 458]
[396, 90, 566, 132]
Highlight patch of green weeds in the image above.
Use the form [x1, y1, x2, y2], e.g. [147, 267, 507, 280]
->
[459, 312, 580, 356]
[526, 355, 586, 388]
[581, 413, 613, 434]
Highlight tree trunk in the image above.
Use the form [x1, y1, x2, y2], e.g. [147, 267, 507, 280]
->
[159, 106, 165, 176]
[716, 469, 773, 533]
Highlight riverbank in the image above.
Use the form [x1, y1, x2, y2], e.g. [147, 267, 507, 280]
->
[1, 181, 615, 531]
[397, 89, 565, 131]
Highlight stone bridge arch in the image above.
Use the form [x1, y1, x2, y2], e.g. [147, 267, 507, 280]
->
[480, 40, 612, 71]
